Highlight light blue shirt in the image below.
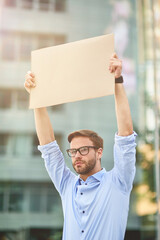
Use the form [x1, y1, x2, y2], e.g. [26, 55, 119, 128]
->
[38, 132, 137, 240]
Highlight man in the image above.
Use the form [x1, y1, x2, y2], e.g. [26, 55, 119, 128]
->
[24, 53, 137, 240]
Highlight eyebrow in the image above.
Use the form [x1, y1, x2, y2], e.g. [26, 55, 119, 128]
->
[69, 146, 94, 150]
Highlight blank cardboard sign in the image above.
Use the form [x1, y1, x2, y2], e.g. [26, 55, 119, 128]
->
[29, 34, 114, 109]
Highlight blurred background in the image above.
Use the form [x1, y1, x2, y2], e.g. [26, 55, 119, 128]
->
[0, 0, 159, 239]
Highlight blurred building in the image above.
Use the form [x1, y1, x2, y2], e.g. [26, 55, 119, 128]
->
[0, 1, 66, 239]
[135, 0, 160, 239]
[0, 0, 159, 240]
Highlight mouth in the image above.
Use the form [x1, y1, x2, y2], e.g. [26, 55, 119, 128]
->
[75, 161, 84, 166]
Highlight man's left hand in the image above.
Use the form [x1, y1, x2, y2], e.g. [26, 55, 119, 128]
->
[109, 53, 122, 79]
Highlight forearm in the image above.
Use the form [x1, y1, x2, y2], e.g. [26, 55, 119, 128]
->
[34, 107, 55, 145]
[24, 72, 55, 144]
[115, 84, 133, 136]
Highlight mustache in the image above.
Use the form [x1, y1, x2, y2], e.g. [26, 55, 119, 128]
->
[74, 160, 85, 165]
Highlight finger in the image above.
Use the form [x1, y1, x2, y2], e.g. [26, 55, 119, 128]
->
[108, 63, 113, 71]
[108, 65, 112, 72]
[109, 65, 115, 73]
[111, 52, 118, 59]
[30, 72, 35, 78]
[25, 75, 35, 84]
[112, 65, 116, 72]
[24, 82, 31, 94]
[111, 62, 122, 68]
[110, 58, 120, 62]
[25, 79, 36, 88]
[28, 79, 36, 87]
[27, 71, 35, 78]
[29, 77, 35, 83]
[24, 81, 31, 88]
[108, 60, 118, 69]
[109, 59, 122, 68]
[108, 63, 113, 73]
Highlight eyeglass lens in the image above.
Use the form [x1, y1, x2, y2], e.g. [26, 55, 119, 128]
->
[67, 146, 96, 157]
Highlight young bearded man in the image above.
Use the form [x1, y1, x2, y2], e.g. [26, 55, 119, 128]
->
[24, 53, 137, 240]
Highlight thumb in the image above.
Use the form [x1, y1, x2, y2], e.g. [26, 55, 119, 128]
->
[111, 52, 118, 59]
[24, 82, 31, 94]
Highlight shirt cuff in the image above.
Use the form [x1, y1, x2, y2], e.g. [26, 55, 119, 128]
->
[38, 140, 58, 155]
[115, 131, 137, 146]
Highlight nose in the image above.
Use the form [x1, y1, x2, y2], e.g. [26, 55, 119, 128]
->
[75, 150, 82, 159]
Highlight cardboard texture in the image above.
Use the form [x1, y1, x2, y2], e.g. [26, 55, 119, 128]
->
[29, 34, 114, 109]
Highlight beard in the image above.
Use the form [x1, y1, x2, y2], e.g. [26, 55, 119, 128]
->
[73, 156, 97, 175]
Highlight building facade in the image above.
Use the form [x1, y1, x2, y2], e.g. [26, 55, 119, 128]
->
[0, 0, 159, 239]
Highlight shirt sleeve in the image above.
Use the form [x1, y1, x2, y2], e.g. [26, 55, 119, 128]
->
[38, 140, 76, 197]
[112, 131, 137, 193]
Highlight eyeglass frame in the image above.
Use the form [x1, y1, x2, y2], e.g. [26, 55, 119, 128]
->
[66, 145, 99, 157]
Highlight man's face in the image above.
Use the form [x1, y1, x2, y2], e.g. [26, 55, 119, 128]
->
[70, 136, 102, 175]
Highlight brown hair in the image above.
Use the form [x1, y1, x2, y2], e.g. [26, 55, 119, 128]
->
[68, 129, 103, 149]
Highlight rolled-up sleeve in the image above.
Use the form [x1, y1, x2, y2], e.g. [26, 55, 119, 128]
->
[112, 131, 137, 193]
[38, 141, 76, 196]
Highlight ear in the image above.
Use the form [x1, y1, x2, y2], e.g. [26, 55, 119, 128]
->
[97, 148, 103, 160]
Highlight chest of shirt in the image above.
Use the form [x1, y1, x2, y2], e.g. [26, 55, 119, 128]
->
[62, 173, 129, 217]
[75, 181, 102, 210]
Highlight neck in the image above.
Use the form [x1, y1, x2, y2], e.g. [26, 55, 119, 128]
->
[80, 167, 102, 181]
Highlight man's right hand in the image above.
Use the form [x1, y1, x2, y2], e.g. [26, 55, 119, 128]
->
[24, 71, 36, 94]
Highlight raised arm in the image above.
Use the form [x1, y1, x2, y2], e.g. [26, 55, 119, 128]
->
[24, 71, 55, 145]
[109, 53, 133, 136]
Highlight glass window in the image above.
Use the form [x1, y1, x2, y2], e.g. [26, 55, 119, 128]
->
[55, 0, 66, 12]
[4, 0, 16, 7]
[54, 134, 62, 147]
[17, 90, 28, 109]
[0, 89, 12, 109]
[30, 191, 41, 212]
[38, 35, 54, 49]
[0, 193, 4, 212]
[0, 134, 9, 155]
[32, 135, 40, 156]
[29, 228, 59, 240]
[8, 187, 24, 212]
[46, 192, 60, 213]
[20, 34, 33, 61]
[12, 134, 29, 157]
[54, 35, 66, 46]
[21, 0, 33, 9]
[38, 34, 66, 49]
[39, 0, 49, 11]
[50, 104, 64, 112]
[2, 33, 15, 61]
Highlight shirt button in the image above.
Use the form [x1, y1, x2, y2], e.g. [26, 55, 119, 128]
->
[82, 230, 84, 233]
[82, 211, 85, 213]
[81, 192, 83, 195]
[85, 183, 87, 185]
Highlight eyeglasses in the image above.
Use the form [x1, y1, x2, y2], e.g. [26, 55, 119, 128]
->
[66, 146, 98, 157]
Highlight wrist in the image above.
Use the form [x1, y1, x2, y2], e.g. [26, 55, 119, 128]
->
[115, 76, 123, 83]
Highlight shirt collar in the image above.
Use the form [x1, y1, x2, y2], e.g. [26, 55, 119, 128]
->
[91, 168, 106, 181]
[75, 168, 106, 185]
